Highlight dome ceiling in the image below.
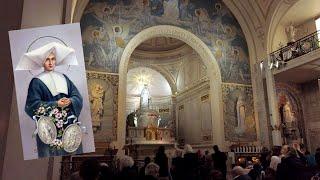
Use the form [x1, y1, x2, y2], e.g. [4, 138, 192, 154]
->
[136, 37, 186, 52]
[127, 67, 172, 96]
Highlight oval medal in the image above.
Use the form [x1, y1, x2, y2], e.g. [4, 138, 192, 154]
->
[62, 124, 82, 153]
[37, 116, 57, 144]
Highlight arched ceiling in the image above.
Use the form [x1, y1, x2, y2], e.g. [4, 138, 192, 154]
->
[280, 0, 320, 26]
[72, 0, 312, 60]
[135, 37, 186, 52]
[127, 67, 172, 96]
[129, 37, 194, 94]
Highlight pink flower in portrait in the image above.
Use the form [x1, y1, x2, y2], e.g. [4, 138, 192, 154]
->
[56, 120, 63, 128]
[55, 113, 62, 119]
[52, 108, 59, 114]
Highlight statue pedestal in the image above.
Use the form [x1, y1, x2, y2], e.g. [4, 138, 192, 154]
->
[124, 141, 175, 160]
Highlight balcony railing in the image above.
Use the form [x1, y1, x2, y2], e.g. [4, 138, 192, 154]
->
[269, 30, 320, 69]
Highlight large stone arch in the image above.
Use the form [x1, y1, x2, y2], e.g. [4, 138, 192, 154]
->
[117, 25, 224, 151]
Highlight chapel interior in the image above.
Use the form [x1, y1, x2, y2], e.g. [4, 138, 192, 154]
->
[1, 0, 320, 179]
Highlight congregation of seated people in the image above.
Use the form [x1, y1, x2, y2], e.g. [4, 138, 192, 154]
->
[70, 144, 320, 180]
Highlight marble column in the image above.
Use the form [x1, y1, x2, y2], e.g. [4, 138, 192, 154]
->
[171, 96, 177, 138]
[252, 61, 271, 147]
[265, 58, 282, 146]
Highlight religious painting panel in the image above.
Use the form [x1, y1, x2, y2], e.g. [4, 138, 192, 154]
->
[223, 84, 257, 142]
[87, 71, 118, 146]
[8, 23, 95, 160]
[276, 83, 304, 145]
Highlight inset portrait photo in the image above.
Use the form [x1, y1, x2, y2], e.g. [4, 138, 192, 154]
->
[9, 23, 95, 160]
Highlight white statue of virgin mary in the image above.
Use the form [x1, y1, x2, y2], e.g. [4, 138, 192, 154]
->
[140, 84, 150, 111]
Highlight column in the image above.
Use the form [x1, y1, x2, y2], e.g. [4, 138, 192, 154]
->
[265, 58, 282, 146]
[252, 61, 271, 147]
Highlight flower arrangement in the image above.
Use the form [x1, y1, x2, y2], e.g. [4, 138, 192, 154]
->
[34, 104, 71, 150]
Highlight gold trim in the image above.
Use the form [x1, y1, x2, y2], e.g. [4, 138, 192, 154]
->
[222, 82, 252, 87]
[201, 94, 210, 101]
[86, 71, 119, 140]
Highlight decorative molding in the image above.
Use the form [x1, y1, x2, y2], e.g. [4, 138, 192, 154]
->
[257, 0, 273, 18]
[201, 94, 210, 102]
[222, 82, 253, 87]
[121, 26, 221, 79]
[159, 108, 170, 113]
[133, 43, 192, 58]
[175, 80, 210, 102]
[283, 0, 299, 5]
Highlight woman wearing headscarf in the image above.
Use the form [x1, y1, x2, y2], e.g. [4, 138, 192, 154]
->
[19, 42, 83, 157]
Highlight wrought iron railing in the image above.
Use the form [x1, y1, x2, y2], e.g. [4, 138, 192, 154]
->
[269, 30, 320, 69]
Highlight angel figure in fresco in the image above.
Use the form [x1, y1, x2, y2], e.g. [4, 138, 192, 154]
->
[16, 42, 83, 158]
[163, 0, 179, 20]
[179, 0, 192, 21]
[90, 83, 105, 132]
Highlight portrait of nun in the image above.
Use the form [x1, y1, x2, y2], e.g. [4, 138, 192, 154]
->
[16, 42, 83, 157]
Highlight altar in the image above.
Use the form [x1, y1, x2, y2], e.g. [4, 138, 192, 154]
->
[125, 126, 175, 158]
[125, 84, 176, 159]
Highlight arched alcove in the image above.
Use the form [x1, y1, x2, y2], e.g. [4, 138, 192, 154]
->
[117, 25, 224, 151]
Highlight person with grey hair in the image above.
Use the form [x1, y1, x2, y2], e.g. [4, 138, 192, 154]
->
[116, 155, 138, 180]
[145, 162, 160, 179]
[232, 166, 252, 180]
[184, 144, 194, 154]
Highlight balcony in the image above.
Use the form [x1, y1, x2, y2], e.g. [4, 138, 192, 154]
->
[269, 31, 320, 83]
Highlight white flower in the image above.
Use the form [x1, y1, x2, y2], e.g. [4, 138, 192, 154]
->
[62, 110, 67, 117]
[56, 121, 63, 128]
[37, 107, 45, 114]
[57, 140, 63, 146]
[50, 139, 63, 148]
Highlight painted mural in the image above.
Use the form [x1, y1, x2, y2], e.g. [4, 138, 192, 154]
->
[81, 0, 251, 84]
[223, 84, 257, 142]
[87, 71, 118, 142]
